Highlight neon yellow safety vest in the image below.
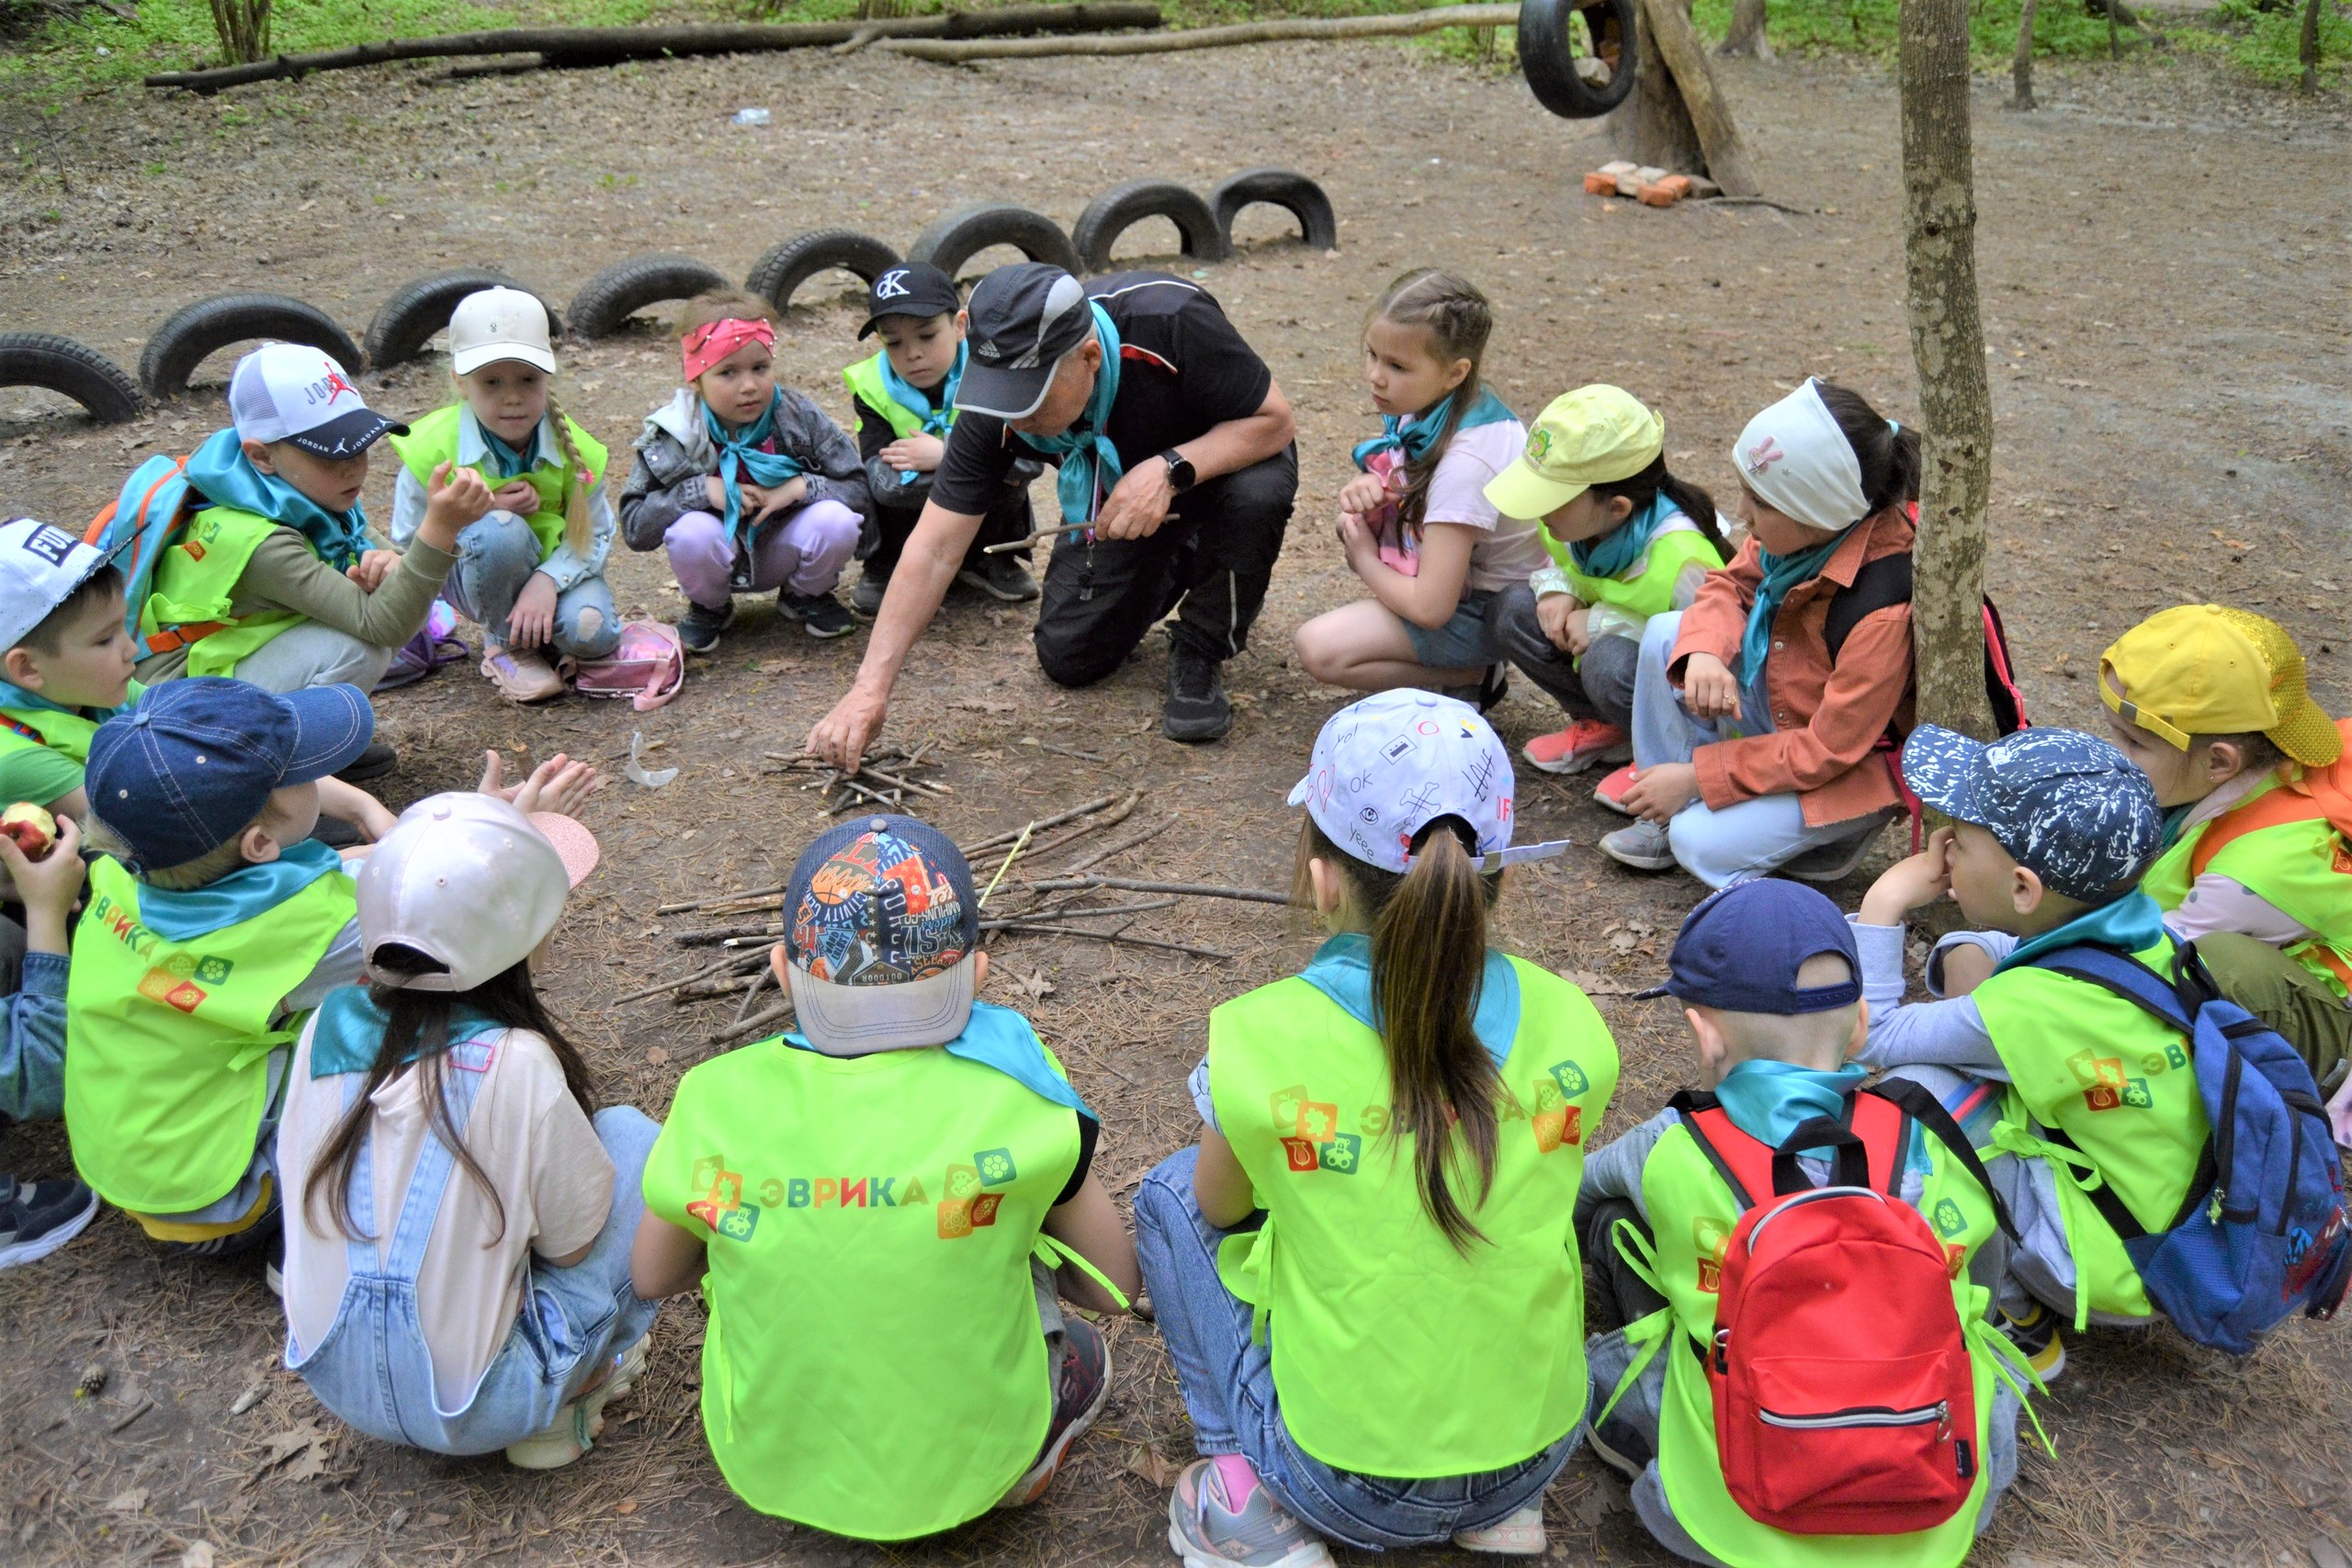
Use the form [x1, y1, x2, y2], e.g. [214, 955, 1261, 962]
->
[390, 404, 609, 566]
[2143, 770, 2352, 1002]
[1630, 1109, 2007, 1568]
[65, 856, 355, 1213]
[139, 504, 320, 679]
[0, 684, 137, 777]
[1544, 514, 1726, 632]
[1207, 957, 1620, 1477]
[842, 352, 955, 443]
[1973, 932, 2206, 1321]
[641, 1029, 1083, 1540]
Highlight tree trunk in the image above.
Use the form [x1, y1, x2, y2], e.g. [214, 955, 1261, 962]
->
[2301, 0, 2323, 91]
[1899, 0, 1997, 739]
[2011, 0, 2037, 107]
[1720, 0, 1774, 59]
[209, 0, 271, 63]
[1610, 0, 1706, 175]
[1610, 0, 1760, 191]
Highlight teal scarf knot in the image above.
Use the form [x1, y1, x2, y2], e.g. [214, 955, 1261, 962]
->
[183, 427, 372, 572]
[703, 395, 806, 543]
[1015, 303, 1125, 527]
[1570, 491, 1672, 581]
[476, 415, 540, 479]
[1713, 1058, 1869, 1149]
[1350, 385, 1517, 471]
[1996, 891, 2168, 974]
[880, 341, 965, 485]
[1737, 536, 1844, 685]
[135, 837, 345, 941]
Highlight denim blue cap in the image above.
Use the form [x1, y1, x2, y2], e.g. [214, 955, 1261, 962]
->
[1635, 879, 1862, 1014]
[1900, 724, 2162, 902]
[85, 677, 376, 874]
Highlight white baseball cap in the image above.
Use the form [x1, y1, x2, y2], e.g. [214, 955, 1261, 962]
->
[449, 287, 558, 377]
[0, 516, 118, 653]
[1289, 690, 1568, 874]
[356, 793, 601, 992]
[228, 343, 405, 458]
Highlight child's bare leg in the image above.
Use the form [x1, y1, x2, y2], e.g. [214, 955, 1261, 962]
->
[1294, 600, 1479, 694]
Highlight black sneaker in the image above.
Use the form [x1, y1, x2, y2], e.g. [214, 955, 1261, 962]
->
[1997, 1302, 2067, 1382]
[1003, 1317, 1112, 1507]
[958, 555, 1040, 603]
[0, 1174, 99, 1269]
[1164, 644, 1232, 742]
[1442, 664, 1510, 715]
[780, 589, 856, 640]
[675, 599, 735, 655]
[307, 814, 364, 851]
[851, 568, 890, 616]
[334, 740, 399, 784]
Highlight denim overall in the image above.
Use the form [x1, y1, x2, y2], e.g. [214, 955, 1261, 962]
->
[285, 1035, 659, 1456]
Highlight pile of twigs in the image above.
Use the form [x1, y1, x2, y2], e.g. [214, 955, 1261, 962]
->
[635, 791, 1289, 1050]
[763, 740, 949, 815]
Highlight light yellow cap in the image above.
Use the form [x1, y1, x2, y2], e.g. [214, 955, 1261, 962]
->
[1483, 385, 1666, 521]
[2099, 604, 2342, 766]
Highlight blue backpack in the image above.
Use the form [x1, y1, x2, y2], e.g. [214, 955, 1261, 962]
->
[82, 453, 208, 662]
[2030, 942, 2351, 1355]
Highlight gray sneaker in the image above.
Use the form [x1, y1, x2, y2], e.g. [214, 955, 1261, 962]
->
[1781, 822, 1888, 883]
[1168, 1457, 1333, 1568]
[1600, 818, 1677, 872]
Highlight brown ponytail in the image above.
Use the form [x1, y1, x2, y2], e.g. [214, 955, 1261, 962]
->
[1296, 815, 1504, 1252]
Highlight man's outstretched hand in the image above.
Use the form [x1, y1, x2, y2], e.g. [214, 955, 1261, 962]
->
[808, 683, 888, 773]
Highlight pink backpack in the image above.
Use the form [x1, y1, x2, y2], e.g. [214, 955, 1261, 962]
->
[571, 619, 684, 711]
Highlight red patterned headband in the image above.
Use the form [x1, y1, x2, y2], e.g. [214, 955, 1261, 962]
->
[682, 317, 775, 382]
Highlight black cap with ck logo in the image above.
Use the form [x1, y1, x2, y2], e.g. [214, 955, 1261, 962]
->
[856, 263, 963, 339]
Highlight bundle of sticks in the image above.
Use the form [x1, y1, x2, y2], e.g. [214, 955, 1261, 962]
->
[763, 741, 949, 815]
[638, 791, 1293, 1048]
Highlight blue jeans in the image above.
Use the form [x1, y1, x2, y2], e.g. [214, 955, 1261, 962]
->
[448, 512, 621, 659]
[1132, 1147, 1578, 1550]
[1629, 611, 1886, 888]
[288, 1077, 662, 1457]
[1403, 588, 1501, 671]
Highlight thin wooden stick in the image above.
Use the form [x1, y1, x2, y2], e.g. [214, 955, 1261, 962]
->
[732, 964, 772, 1026]
[616, 957, 733, 1006]
[1058, 816, 1174, 874]
[988, 922, 1231, 961]
[656, 885, 785, 916]
[674, 921, 781, 947]
[981, 515, 1180, 554]
[960, 795, 1121, 855]
[860, 764, 952, 798]
[708, 998, 795, 1048]
[978, 825, 1035, 909]
[1021, 790, 1137, 861]
[1019, 874, 1290, 906]
[979, 898, 1178, 931]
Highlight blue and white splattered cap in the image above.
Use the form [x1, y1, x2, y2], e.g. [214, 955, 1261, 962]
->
[1901, 724, 2163, 902]
[1289, 690, 1521, 875]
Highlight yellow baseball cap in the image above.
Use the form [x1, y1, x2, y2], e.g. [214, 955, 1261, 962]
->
[2100, 604, 2342, 766]
[1483, 385, 1666, 521]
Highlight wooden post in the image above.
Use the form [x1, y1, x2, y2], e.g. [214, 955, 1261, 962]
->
[2301, 0, 2323, 92]
[2011, 0, 2038, 108]
[1899, 0, 1997, 739]
[1611, 0, 1760, 193]
[1720, 0, 1774, 59]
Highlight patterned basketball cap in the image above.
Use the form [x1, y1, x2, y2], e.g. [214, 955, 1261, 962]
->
[782, 815, 981, 1055]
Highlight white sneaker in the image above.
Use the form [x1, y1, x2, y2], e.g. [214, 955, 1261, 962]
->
[1453, 1502, 1547, 1554]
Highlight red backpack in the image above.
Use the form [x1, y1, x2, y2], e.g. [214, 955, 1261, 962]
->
[1673, 1078, 2017, 1537]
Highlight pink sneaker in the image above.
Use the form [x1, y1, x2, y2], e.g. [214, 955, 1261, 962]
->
[481, 646, 565, 704]
[1594, 763, 1640, 816]
[1521, 720, 1631, 776]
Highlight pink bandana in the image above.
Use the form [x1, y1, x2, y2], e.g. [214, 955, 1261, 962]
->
[681, 318, 775, 382]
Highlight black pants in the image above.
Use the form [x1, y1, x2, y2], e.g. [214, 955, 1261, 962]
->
[1580, 1195, 1668, 1332]
[865, 482, 1035, 580]
[1031, 446, 1297, 688]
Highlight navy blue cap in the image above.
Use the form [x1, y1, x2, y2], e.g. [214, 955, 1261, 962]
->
[85, 678, 376, 874]
[783, 814, 983, 1054]
[1635, 879, 1861, 1014]
[1901, 725, 2162, 902]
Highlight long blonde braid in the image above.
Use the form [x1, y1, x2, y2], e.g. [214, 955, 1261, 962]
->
[542, 389, 595, 558]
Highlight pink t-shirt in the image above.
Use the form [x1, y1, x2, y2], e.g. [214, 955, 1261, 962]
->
[1357, 421, 1550, 593]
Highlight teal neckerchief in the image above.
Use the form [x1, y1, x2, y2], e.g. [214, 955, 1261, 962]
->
[1995, 890, 2168, 975]
[702, 394, 806, 544]
[133, 837, 345, 942]
[0, 678, 131, 725]
[1737, 535, 1845, 685]
[1350, 385, 1517, 470]
[785, 998, 1091, 1117]
[1295, 931, 1520, 1070]
[1015, 302, 1125, 526]
[1713, 1058, 1870, 1149]
[183, 427, 372, 572]
[1570, 491, 1673, 581]
[880, 343, 965, 488]
[475, 415, 541, 479]
[306, 985, 505, 1079]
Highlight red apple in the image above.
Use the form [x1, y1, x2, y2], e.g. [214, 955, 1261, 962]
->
[1, 803, 57, 861]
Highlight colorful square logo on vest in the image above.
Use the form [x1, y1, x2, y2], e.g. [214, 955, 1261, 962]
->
[2084, 1083, 2124, 1111]
[1318, 1133, 1362, 1174]
[1694, 1215, 1732, 1293]
[2120, 1077, 2154, 1110]
[1548, 1060, 1589, 1098]
[2067, 1050, 2127, 1090]
[716, 1203, 761, 1243]
[1532, 1105, 1583, 1153]
[1944, 1242, 1967, 1278]
[195, 955, 234, 985]
[1282, 1137, 1319, 1172]
[945, 1163, 982, 1201]
[1933, 1198, 1967, 1237]
[975, 1148, 1017, 1188]
[1531, 1078, 1566, 1115]
[937, 1198, 974, 1239]
[969, 1192, 1003, 1227]
[1296, 1100, 1340, 1144]
[164, 952, 199, 980]
[1269, 1083, 1309, 1134]
[136, 968, 206, 1013]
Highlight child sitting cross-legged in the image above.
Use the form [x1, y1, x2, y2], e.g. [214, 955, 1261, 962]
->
[2096, 605, 2352, 1105]
[619, 290, 871, 653]
[631, 814, 1138, 1541]
[278, 794, 660, 1467]
[1577, 878, 2035, 1568]
[1483, 387, 1729, 778]
[1134, 690, 1619, 1566]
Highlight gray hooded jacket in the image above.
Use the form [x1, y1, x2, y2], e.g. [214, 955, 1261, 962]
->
[617, 386, 870, 553]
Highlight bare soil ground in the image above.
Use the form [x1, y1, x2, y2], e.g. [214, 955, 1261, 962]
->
[0, 31, 2347, 1568]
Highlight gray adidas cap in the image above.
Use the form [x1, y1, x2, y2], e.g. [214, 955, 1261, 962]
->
[955, 262, 1096, 420]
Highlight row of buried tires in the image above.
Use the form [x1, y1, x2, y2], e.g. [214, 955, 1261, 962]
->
[0, 169, 1336, 428]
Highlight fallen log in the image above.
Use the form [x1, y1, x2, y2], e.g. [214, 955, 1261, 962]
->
[146, 2, 1164, 94]
[884, 3, 1512, 61]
